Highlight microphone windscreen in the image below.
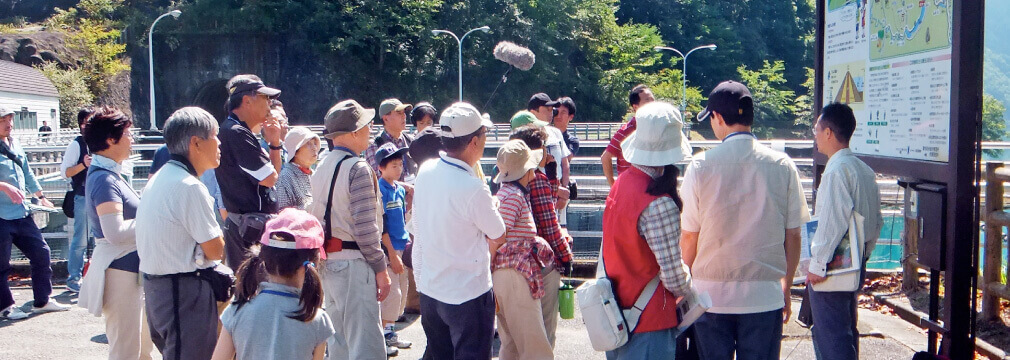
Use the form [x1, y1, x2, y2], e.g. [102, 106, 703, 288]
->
[493, 41, 535, 71]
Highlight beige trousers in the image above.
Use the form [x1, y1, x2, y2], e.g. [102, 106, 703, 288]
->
[102, 268, 154, 360]
[541, 268, 561, 347]
[493, 269, 554, 360]
[321, 258, 386, 360]
[381, 250, 409, 323]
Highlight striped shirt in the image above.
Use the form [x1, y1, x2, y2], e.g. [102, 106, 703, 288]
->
[345, 160, 386, 272]
[606, 118, 637, 175]
[493, 182, 555, 298]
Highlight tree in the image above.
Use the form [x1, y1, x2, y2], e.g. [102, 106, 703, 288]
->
[737, 60, 798, 137]
[36, 61, 95, 128]
[47, 0, 129, 98]
[983, 93, 1008, 157]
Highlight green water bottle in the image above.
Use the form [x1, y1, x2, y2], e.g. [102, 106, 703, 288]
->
[558, 281, 576, 320]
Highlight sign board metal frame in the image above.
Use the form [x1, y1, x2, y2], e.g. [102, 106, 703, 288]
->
[813, 0, 983, 358]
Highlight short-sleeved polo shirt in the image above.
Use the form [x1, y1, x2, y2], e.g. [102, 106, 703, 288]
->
[217, 114, 278, 214]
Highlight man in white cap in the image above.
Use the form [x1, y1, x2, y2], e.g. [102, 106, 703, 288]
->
[0, 106, 68, 320]
[601, 102, 694, 358]
[680, 81, 810, 359]
[411, 102, 505, 359]
[308, 99, 392, 359]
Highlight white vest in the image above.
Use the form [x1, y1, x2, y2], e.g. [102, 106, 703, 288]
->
[308, 149, 382, 247]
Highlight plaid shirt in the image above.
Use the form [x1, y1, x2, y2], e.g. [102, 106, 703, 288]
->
[364, 131, 415, 181]
[606, 118, 637, 174]
[493, 182, 556, 299]
[529, 171, 573, 270]
[635, 165, 693, 297]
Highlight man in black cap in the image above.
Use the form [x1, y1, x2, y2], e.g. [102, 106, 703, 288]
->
[526, 93, 571, 213]
[216, 74, 284, 270]
[680, 80, 809, 359]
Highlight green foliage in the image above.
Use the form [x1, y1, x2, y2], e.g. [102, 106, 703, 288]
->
[148, 0, 679, 122]
[794, 67, 817, 135]
[982, 93, 1008, 157]
[47, 0, 130, 98]
[737, 60, 799, 137]
[66, 19, 130, 96]
[36, 62, 95, 128]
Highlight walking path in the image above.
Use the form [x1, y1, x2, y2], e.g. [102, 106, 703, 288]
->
[0, 286, 926, 359]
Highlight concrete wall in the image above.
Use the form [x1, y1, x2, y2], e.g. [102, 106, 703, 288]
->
[132, 33, 343, 128]
[0, 90, 60, 131]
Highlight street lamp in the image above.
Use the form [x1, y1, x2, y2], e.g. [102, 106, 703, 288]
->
[653, 44, 717, 120]
[148, 9, 181, 131]
[432, 26, 491, 102]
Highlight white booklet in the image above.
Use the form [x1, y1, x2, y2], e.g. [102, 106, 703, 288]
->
[676, 287, 712, 330]
[810, 212, 866, 292]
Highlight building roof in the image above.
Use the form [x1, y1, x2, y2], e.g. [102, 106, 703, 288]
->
[0, 60, 59, 98]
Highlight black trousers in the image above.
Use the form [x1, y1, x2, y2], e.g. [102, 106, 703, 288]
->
[419, 290, 495, 360]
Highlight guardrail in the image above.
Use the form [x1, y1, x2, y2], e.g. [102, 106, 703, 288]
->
[982, 163, 1010, 321]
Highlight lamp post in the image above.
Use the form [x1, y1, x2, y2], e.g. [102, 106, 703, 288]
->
[148, 9, 181, 131]
[432, 26, 490, 102]
[653, 44, 717, 122]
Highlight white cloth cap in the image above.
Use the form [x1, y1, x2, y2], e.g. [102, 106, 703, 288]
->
[283, 126, 320, 163]
[622, 102, 692, 167]
[439, 102, 492, 138]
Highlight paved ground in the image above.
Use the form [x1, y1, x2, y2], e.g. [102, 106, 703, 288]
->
[0, 286, 925, 359]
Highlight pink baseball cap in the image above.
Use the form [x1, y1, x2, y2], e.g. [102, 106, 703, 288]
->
[260, 208, 326, 258]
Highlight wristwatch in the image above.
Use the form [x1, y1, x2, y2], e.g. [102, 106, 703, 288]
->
[269, 144, 283, 150]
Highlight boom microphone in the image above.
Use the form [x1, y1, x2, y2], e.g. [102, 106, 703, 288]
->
[493, 41, 535, 71]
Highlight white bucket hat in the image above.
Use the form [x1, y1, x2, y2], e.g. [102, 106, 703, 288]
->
[622, 102, 692, 167]
[283, 126, 321, 163]
[494, 139, 544, 183]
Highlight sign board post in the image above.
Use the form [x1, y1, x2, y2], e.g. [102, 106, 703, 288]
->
[814, 0, 982, 357]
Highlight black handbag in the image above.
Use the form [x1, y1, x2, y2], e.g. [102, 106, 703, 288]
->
[196, 265, 235, 302]
[62, 190, 75, 218]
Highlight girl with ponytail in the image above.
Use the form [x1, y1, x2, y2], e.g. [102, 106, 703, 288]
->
[211, 208, 335, 360]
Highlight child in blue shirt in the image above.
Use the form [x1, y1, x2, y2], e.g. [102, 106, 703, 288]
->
[374, 143, 413, 350]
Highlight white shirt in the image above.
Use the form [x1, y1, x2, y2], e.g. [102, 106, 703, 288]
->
[59, 139, 83, 180]
[680, 133, 810, 314]
[544, 126, 571, 177]
[808, 149, 883, 277]
[411, 154, 506, 305]
[136, 161, 223, 275]
[60, 140, 134, 179]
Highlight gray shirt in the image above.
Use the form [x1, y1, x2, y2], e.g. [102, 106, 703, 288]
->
[275, 162, 313, 210]
[221, 282, 335, 360]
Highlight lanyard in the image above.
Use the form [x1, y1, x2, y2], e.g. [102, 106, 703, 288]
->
[260, 289, 299, 299]
[441, 158, 471, 174]
[723, 131, 756, 142]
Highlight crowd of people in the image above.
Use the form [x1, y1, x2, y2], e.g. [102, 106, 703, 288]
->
[0, 72, 882, 360]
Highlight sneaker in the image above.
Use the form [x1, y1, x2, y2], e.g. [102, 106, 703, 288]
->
[66, 280, 80, 293]
[2, 306, 29, 320]
[385, 332, 412, 349]
[385, 345, 399, 357]
[32, 300, 70, 313]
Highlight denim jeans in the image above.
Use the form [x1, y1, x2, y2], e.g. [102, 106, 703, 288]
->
[606, 328, 679, 360]
[66, 194, 89, 285]
[809, 289, 859, 360]
[693, 309, 783, 360]
[0, 216, 54, 309]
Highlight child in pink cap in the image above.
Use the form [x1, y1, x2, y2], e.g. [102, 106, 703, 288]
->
[211, 208, 334, 360]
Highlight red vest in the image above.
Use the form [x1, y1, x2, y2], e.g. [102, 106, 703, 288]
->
[602, 166, 679, 333]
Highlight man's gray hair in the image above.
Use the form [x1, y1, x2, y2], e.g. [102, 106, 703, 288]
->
[164, 107, 218, 156]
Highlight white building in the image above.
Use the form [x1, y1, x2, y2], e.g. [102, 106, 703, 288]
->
[0, 60, 60, 132]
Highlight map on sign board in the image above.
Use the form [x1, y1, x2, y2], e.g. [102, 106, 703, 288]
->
[822, 0, 953, 162]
